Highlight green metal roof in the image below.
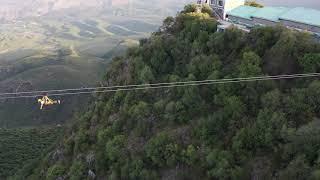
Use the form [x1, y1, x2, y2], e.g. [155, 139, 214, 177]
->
[227, 5, 320, 28]
[227, 5, 259, 20]
[279, 7, 320, 27]
[251, 7, 290, 22]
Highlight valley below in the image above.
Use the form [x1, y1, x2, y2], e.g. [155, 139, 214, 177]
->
[0, 1, 192, 178]
[0, 2, 168, 128]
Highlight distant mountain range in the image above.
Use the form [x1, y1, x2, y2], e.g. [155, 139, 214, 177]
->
[0, 0, 193, 21]
[0, 0, 111, 21]
[2, 0, 318, 21]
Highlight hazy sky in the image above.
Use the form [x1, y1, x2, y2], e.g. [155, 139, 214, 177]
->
[0, 0, 319, 9]
[258, 0, 320, 9]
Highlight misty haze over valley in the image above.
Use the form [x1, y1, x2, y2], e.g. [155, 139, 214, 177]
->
[0, 0, 192, 21]
[0, 0, 318, 22]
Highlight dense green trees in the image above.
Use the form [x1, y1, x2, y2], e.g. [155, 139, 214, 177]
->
[238, 51, 262, 77]
[299, 53, 320, 73]
[145, 133, 180, 167]
[14, 5, 320, 179]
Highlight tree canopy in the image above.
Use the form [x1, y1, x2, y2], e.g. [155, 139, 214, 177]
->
[13, 5, 320, 180]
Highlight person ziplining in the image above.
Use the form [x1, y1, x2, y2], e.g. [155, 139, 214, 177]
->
[38, 95, 61, 110]
[0, 73, 318, 109]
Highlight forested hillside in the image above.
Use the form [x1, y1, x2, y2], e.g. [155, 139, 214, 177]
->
[15, 4, 320, 179]
[0, 2, 192, 179]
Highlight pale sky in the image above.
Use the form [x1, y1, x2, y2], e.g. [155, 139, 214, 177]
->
[258, 0, 320, 9]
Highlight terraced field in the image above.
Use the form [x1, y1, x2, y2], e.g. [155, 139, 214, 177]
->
[0, 127, 61, 178]
[0, 4, 170, 128]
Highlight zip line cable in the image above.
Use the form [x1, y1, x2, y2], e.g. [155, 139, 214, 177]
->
[0, 73, 319, 100]
[0, 73, 320, 97]
[1, 73, 320, 99]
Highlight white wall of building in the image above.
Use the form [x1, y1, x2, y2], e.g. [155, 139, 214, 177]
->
[200, 0, 245, 19]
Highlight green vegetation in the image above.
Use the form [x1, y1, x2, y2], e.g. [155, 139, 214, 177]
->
[245, 0, 264, 8]
[0, 128, 61, 178]
[12, 5, 320, 180]
[0, 2, 175, 178]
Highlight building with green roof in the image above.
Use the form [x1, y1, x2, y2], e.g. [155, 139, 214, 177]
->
[280, 7, 320, 27]
[226, 5, 258, 27]
[225, 5, 320, 34]
[197, 0, 320, 35]
[252, 7, 290, 22]
[227, 5, 258, 20]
